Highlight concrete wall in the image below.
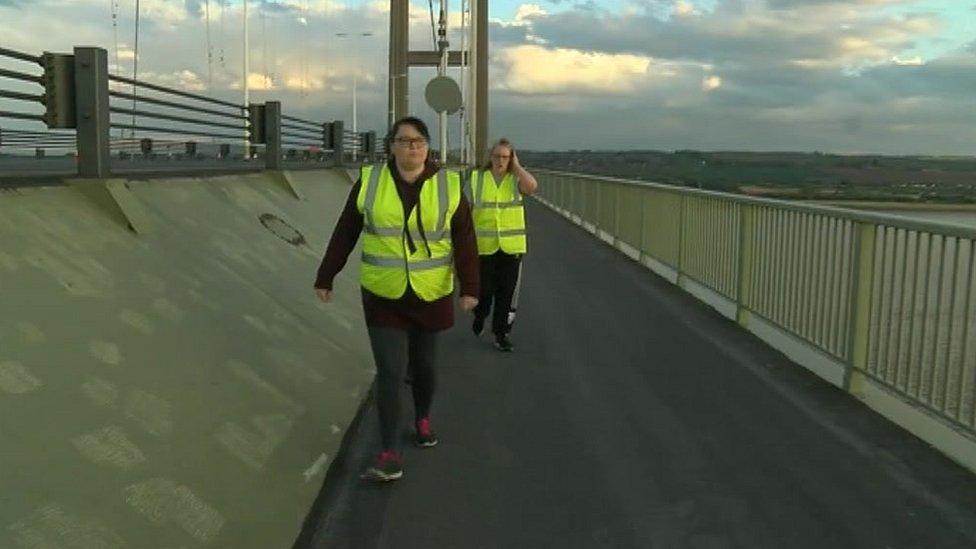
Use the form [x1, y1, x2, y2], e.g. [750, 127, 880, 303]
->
[0, 169, 373, 548]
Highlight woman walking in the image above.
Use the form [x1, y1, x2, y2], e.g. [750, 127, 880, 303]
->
[470, 138, 538, 352]
[314, 117, 479, 482]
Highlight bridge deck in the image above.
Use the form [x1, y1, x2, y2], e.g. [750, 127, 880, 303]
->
[301, 200, 976, 549]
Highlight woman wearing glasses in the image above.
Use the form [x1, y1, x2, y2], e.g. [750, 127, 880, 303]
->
[469, 138, 538, 352]
[314, 117, 479, 482]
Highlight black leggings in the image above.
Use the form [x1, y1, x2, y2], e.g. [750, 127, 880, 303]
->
[366, 326, 438, 451]
[474, 251, 523, 336]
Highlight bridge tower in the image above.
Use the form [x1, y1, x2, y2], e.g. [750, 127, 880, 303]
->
[388, 0, 488, 165]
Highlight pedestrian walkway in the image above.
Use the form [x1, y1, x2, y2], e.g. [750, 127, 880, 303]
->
[299, 200, 976, 549]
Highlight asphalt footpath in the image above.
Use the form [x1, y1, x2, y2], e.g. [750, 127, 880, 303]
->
[296, 199, 976, 549]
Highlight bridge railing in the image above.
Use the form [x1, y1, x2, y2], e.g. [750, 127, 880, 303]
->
[535, 169, 976, 441]
[0, 45, 380, 177]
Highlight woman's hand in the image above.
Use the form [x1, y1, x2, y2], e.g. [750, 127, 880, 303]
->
[512, 150, 538, 195]
[315, 288, 333, 303]
[459, 295, 479, 311]
[510, 149, 522, 171]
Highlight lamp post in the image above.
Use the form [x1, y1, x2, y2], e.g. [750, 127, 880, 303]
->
[243, 0, 250, 157]
[336, 32, 373, 161]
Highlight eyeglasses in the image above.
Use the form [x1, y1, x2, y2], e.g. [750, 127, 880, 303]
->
[393, 137, 428, 148]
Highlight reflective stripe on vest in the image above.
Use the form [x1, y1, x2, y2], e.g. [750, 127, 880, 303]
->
[357, 164, 460, 301]
[470, 170, 527, 255]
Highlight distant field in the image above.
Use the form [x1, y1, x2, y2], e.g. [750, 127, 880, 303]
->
[520, 150, 976, 203]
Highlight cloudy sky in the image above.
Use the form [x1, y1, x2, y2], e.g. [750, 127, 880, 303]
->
[1, 0, 974, 154]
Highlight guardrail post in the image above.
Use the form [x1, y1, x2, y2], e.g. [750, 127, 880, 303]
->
[846, 222, 877, 390]
[139, 138, 152, 159]
[677, 193, 687, 282]
[42, 52, 76, 129]
[73, 47, 110, 177]
[248, 103, 266, 144]
[330, 120, 345, 167]
[264, 101, 281, 170]
[736, 204, 755, 325]
[363, 130, 376, 162]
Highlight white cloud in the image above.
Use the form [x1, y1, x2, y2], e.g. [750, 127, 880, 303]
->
[247, 72, 277, 91]
[494, 45, 650, 95]
[515, 4, 547, 23]
[674, 1, 701, 17]
[284, 75, 325, 91]
[702, 75, 721, 91]
[492, 3, 548, 28]
[892, 55, 924, 66]
[140, 70, 207, 92]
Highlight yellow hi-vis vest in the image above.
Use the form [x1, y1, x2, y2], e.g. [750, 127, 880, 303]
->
[469, 170, 527, 255]
[356, 164, 461, 301]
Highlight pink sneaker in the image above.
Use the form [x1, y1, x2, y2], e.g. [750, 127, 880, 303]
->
[360, 450, 403, 482]
[415, 417, 439, 448]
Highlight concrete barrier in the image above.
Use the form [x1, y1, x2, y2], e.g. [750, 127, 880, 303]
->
[0, 169, 373, 548]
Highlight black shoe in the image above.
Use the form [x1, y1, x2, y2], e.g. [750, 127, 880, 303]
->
[359, 450, 403, 482]
[494, 334, 514, 352]
[414, 417, 439, 448]
[472, 316, 485, 337]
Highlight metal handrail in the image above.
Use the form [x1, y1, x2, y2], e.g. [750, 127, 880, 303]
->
[0, 47, 42, 64]
[108, 106, 245, 131]
[534, 168, 976, 240]
[108, 122, 242, 140]
[0, 110, 45, 122]
[108, 74, 244, 110]
[0, 129, 72, 138]
[281, 123, 322, 136]
[0, 89, 44, 103]
[282, 130, 322, 140]
[0, 67, 43, 84]
[283, 142, 324, 148]
[282, 114, 321, 128]
[109, 91, 247, 121]
[2, 136, 75, 142]
[282, 141, 323, 148]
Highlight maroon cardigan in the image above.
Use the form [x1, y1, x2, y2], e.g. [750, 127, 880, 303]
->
[314, 160, 479, 331]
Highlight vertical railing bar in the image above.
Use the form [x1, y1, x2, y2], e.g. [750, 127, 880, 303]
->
[873, 225, 893, 378]
[777, 209, 788, 326]
[759, 208, 768, 317]
[788, 212, 801, 333]
[928, 235, 948, 409]
[802, 213, 815, 340]
[780, 211, 792, 330]
[820, 217, 833, 352]
[903, 231, 923, 395]
[895, 230, 917, 390]
[732, 203, 742, 298]
[887, 228, 905, 385]
[911, 232, 932, 399]
[822, 216, 837, 354]
[795, 212, 807, 334]
[804, 212, 815, 336]
[880, 227, 899, 380]
[943, 238, 961, 417]
[953, 240, 973, 424]
[840, 220, 857, 360]
[810, 215, 829, 349]
[728, 203, 736, 297]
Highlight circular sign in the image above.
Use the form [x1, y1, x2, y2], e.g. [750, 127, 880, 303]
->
[425, 76, 462, 114]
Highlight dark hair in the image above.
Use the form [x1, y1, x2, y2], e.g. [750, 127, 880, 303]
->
[385, 116, 431, 150]
[482, 138, 513, 171]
